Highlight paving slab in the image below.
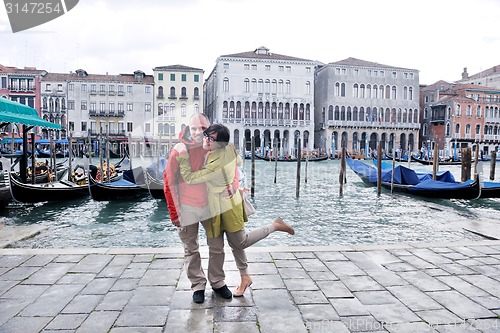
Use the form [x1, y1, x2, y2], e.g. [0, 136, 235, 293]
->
[0, 240, 499, 332]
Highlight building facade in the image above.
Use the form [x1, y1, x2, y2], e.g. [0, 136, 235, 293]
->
[420, 81, 500, 158]
[0, 64, 44, 137]
[40, 69, 155, 156]
[314, 58, 420, 158]
[152, 65, 204, 141]
[204, 46, 318, 156]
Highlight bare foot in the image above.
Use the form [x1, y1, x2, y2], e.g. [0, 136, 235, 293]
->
[273, 217, 295, 235]
[234, 274, 253, 297]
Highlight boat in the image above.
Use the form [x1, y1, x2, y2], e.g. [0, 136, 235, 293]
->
[9, 172, 89, 203]
[346, 156, 481, 200]
[411, 155, 462, 166]
[384, 152, 410, 162]
[144, 158, 167, 199]
[255, 154, 329, 162]
[88, 165, 149, 201]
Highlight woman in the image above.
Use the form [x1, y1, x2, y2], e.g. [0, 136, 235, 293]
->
[177, 124, 294, 297]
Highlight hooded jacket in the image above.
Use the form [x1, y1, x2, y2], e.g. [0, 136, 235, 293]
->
[163, 126, 208, 222]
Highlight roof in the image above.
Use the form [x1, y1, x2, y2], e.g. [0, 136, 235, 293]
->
[220, 46, 314, 62]
[153, 65, 203, 72]
[467, 65, 500, 80]
[0, 98, 61, 129]
[329, 57, 416, 71]
[41, 71, 154, 84]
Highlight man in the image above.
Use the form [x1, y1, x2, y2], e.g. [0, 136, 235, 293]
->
[164, 113, 232, 303]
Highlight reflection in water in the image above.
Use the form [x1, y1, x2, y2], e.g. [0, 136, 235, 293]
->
[2, 160, 499, 248]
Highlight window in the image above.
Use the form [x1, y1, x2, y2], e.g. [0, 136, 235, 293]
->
[109, 85, 115, 93]
[223, 78, 229, 92]
[286, 66, 291, 72]
[145, 102, 151, 112]
[335, 82, 340, 96]
[90, 84, 96, 92]
[127, 85, 133, 93]
[251, 64, 257, 70]
[127, 102, 133, 111]
[285, 80, 291, 94]
[90, 102, 96, 111]
[194, 74, 199, 82]
[476, 105, 482, 118]
[45, 83, 51, 91]
[58, 84, 63, 92]
[456, 104, 461, 117]
[305, 81, 310, 95]
[252, 79, 257, 92]
[81, 101, 87, 110]
[118, 85, 124, 93]
[223, 63, 229, 69]
[306, 67, 311, 73]
[265, 65, 271, 71]
[68, 100, 74, 110]
[181, 74, 186, 81]
[341, 83, 345, 97]
[99, 84, 105, 93]
[170, 86, 176, 97]
[170, 73, 175, 81]
[127, 122, 133, 132]
[392, 71, 397, 79]
[118, 102, 124, 112]
[100, 102, 105, 112]
[1, 77, 6, 89]
[81, 122, 87, 131]
[109, 102, 115, 112]
[158, 73, 163, 80]
[244, 79, 250, 92]
[476, 124, 481, 135]
[181, 104, 186, 117]
[145, 123, 151, 133]
[279, 66, 284, 71]
[258, 79, 263, 93]
[194, 87, 199, 97]
[244, 64, 250, 70]
[391, 86, 397, 99]
[194, 104, 199, 113]
[353, 84, 358, 98]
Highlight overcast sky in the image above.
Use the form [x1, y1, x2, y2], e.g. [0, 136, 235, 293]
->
[1, 0, 499, 85]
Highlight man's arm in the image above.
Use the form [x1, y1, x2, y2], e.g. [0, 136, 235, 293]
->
[164, 148, 182, 227]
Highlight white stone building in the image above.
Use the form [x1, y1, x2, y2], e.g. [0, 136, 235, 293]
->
[314, 58, 420, 158]
[204, 46, 318, 156]
[152, 65, 204, 142]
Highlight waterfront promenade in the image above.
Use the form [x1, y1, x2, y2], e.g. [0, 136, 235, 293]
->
[1, 239, 500, 332]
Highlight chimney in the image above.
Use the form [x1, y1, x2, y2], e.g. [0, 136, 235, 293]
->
[462, 67, 469, 80]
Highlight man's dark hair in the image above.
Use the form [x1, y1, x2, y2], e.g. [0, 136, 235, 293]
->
[204, 124, 230, 144]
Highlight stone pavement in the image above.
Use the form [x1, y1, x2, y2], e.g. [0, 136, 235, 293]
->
[1, 240, 500, 333]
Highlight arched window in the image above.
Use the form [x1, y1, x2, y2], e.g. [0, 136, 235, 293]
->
[181, 87, 187, 97]
[328, 105, 334, 120]
[353, 84, 358, 98]
[244, 79, 250, 92]
[360, 84, 365, 98]
[409, 87, 413, 100]
[446, 122, 451, 136]
[476, 105, 481, 118]
[456, 104, 461, 116]
[366, 84, 371, 98]
[157, 86, 163, 98]
[455, 123, 460, 135]
[475, 124, 481, 136]
[252, 79, 257, 92]
[285, 80, 291, 94]
[181, 104, 186, 117]
[341, 83, 346, 97]
[158, 103, 163, 116]
[391, 86, 397, 99]
[335, 82, 340, 96]
[258, 79, 263, 92]
[223, 101, 228, 118]
[305, 81, 310, 95]
[272, 79, 277, 93]
[265, 79, 270, 92]
[170, 86, 176, 97]
[335, 106, 340, 120]
[223, 78, 229, 92]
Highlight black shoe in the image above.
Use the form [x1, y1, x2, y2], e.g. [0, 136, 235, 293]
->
[193, 290, 205, 304]
[213, 285, 232, 299]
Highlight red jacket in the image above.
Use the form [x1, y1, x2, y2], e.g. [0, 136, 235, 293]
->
[163, 127, 208, 222]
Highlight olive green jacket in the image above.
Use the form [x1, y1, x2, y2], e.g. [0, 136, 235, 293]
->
[177, 144, 247, 238]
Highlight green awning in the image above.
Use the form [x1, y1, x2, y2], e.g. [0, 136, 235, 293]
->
[0, 98, 61, 129]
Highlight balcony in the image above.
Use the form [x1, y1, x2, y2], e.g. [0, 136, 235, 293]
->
[168, 95, 177, 100]
[109, 91, 115, 96]
[193, 95, 200, 100]
[90, 90, 97, 95]
[179, 95, 188, 100]
[157, 94, 164, 99]
[99, 90, 106, 95]
[117, 91, 125, 96]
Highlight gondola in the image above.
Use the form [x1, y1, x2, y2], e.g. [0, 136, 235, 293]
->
[9, 172, 89, 203]
[346, 156, 481, 200]
[88, 166, 149, 201]
[410, 155, 462, 166]
[144, 158, 167, 199]
[254, 154, 329, 162]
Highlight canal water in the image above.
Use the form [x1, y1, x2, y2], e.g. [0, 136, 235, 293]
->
[2, 158, 499, 248]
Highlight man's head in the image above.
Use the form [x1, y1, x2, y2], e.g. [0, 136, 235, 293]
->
[188, 113, 211, 144]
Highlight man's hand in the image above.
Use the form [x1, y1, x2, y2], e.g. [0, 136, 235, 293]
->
[173, 143, 187, 155]
[171, 218, 181, 227]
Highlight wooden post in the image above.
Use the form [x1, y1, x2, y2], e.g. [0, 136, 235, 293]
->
[106, 128, 110, 182]
[391, 145, 396, 193]
[461, 147, 472, 182]
[251, 136, 255, 198]
[473, 144, 479, 176]
[296, 138, 301, 198]
[490, 151, 497, 181]
[30, 133, 36, 184]
[432, 142, 439, 180]
[273, 138, 278, 184]
[99, 133, 103, 181]
[377, 141, 382, 196]
[339, 146, 346, 197]
[68, 132, 73, 181]
[305, 148, 309, 184]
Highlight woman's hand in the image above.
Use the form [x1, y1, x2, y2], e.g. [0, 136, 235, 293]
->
[173, 143, 187, 155]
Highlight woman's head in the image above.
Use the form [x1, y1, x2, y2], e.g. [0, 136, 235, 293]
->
[202, 124, 230, 150]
